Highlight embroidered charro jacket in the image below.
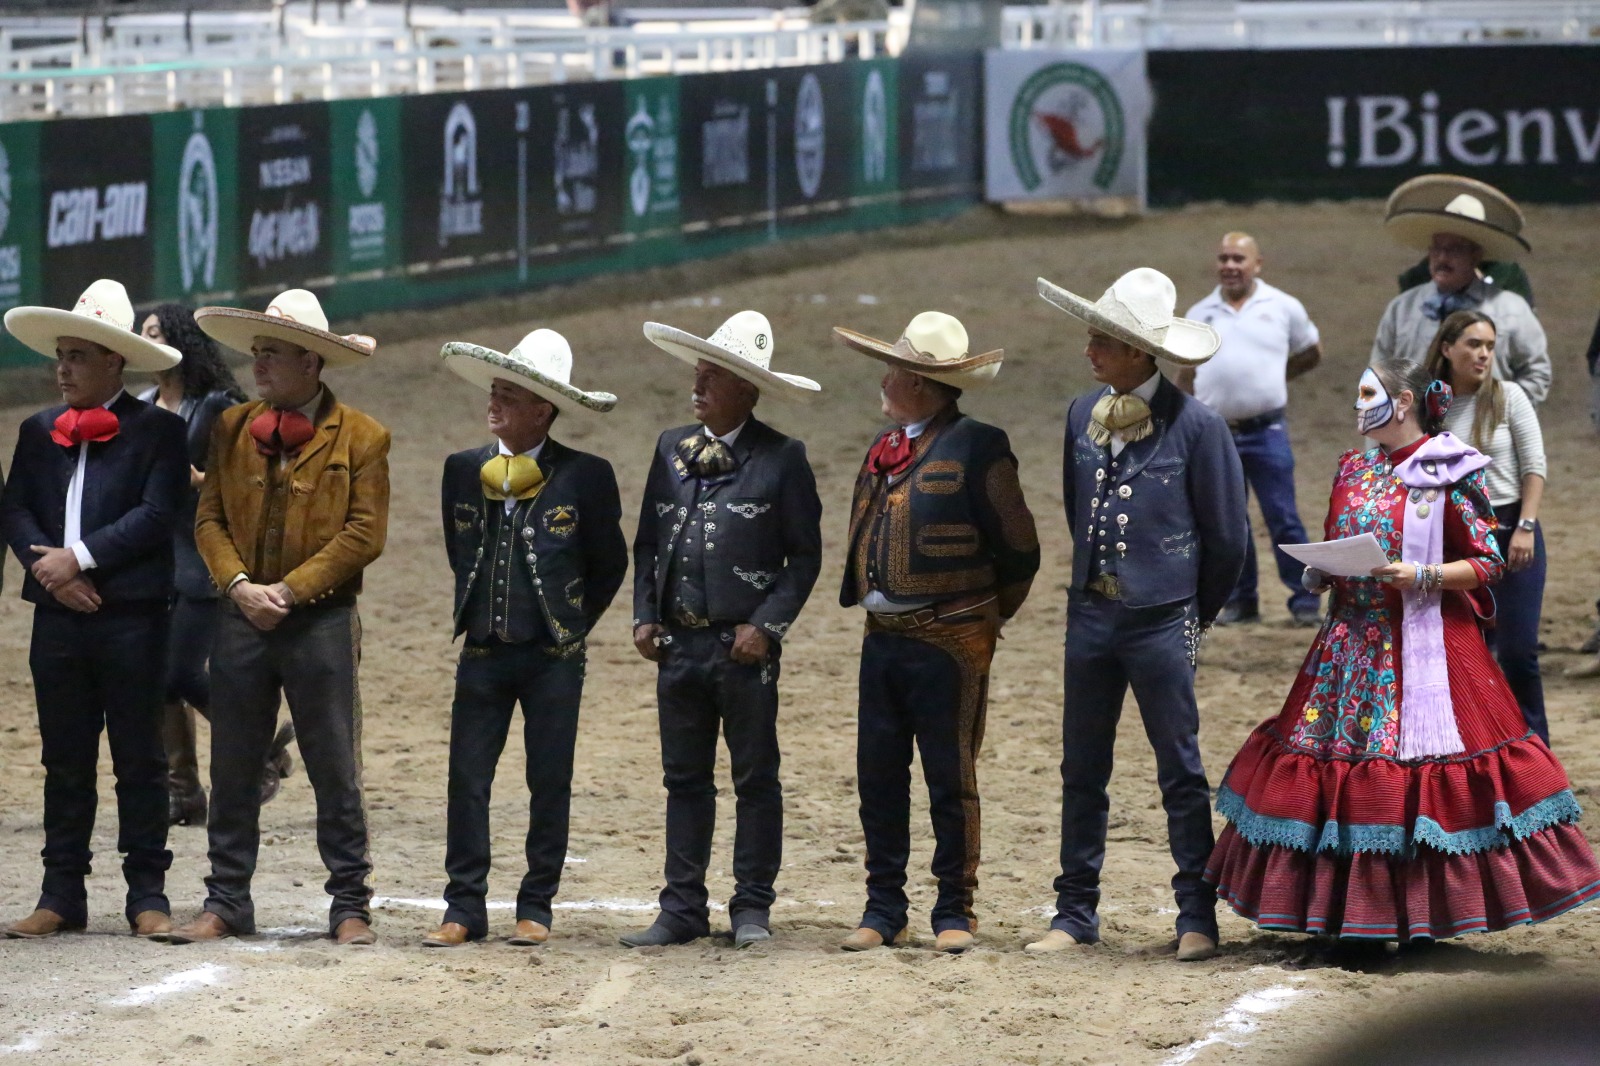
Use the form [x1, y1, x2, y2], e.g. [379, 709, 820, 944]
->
[442, 438, 627, 646]
[840, 407, 1040, 620]
[632, 418, 823, 642]
[1063, 375, 1248, 624]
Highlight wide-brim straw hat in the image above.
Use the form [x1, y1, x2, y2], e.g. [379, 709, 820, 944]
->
[1037, 268, 1219, 366]
[441, 328, 617, 413]
[833, 311, 1002, 390]
[4, 279, 181, 372]
[643, 310, 821, 402]
[1384, 174, 1530, 262]
[195, 288, 376, 369]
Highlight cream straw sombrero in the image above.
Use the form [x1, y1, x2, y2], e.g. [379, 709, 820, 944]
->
[195, 288, 376, 369]
[441, 328, 618, 413]
[643, 310, 821, 402]
[833, 311, 1002, 390]
[1037, 268, 1220, 367]
[5, 279, 181, 372]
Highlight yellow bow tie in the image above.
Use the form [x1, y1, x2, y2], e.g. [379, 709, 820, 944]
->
[1088, 393, 1153, 447]
[480, 454, 545, 501]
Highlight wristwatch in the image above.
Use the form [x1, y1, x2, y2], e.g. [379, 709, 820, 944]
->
[1516, 517, 1537, 532]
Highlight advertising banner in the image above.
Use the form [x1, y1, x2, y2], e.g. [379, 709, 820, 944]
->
[623, 76, 683, 240]
[39, 114, 154, 308]
[401, 89, 524, 271]
[527, 80, 627, 259]
[330, 97, 403, 277]
[852, 58, 900, 203]
[1147, 45, 1600, 205]
[677, 69, 773, 237]
[0, 120, 41, 324]
[236, 102, 331, 293]
[771, 63, 855, 218]
[984, 49, 1149, 204]
[898, 50, 982, 197]
[151, 108, 239, 303]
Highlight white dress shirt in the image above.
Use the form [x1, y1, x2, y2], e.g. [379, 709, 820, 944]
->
[64, 389, 125, 571]
[1108, 372, 1162, 458]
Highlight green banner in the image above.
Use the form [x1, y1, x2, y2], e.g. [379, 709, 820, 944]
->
[329, 97, 403, 277]
[0, 121, 41, 365]
[150, 108, 239, 304]
[852, 57, 900, 206]
[623, 75, 683, 271]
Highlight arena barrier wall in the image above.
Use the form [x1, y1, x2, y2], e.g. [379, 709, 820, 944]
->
[0, 50, 984, 367]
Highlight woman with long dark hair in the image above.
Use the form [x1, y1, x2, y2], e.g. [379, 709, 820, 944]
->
[1205, 357, 1598, 945]
[1423, 310, 1549, 741]
[138, 304, 293, 825]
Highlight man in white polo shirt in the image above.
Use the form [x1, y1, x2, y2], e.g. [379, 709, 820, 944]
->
[1175, 232, 1322, 627]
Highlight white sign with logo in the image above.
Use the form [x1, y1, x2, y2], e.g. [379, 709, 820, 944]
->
[984, 49, 1150, 204]
[348, 107, 387, 264]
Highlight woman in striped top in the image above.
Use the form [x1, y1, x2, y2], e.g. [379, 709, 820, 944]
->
[1425, 310, 1549, 743]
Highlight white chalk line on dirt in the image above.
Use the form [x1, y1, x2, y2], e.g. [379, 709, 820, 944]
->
[1161, 975, 1307, 1066]
[1, 963, 230, 1056]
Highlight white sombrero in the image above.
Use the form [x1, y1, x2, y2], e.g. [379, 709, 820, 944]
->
[643, 310, 821, 402]
[833, 311, 1002, 390]
[1037, 268, 1220, 367]
[4, 279, 181, 372]
[195, 288, 376, 369]
[441, 329, 618, 413]
[1384, 174, 1529, 262]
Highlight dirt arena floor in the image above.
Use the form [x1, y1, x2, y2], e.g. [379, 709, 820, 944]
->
[1, 199, 1598, 1065]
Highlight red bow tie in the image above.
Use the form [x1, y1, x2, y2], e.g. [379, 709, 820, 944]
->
[867, 429, 915, 478]
[249, 407, 316, 457]
[51, 405, 120, 448]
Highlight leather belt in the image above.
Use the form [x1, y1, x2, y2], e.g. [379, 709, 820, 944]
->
[670, 608, 711, 628]
[1226, 407, 1285, 435]
[868, 592, 996, 632]
[1086, 573, 1122, 600]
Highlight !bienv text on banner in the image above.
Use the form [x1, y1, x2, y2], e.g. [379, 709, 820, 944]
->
[984, 50, 1150, 206]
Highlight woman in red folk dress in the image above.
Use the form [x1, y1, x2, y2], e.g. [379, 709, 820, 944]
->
[1206, 357, 1600, 941]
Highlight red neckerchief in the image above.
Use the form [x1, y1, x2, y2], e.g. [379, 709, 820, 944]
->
[249, 407, 316, 457]
[867, 428, 914, 478]
[50, 406, 119, 448]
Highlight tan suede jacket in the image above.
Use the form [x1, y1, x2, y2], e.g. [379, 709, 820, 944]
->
[195, 388, 390, 605]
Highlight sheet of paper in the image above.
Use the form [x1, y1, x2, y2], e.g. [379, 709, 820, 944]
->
[1277, 533, 1391, 578]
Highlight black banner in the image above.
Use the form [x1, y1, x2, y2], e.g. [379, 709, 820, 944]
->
[898, 50, 982, 195]
[39, 114, 154, 309]
[527, 81, 627, 256]
[677, 69, 772, 234]
[1148, 45, 1600, 205]
[237, 102, 331, 292]
[401, 89, 524, 270]
[772, 63, 854, 213]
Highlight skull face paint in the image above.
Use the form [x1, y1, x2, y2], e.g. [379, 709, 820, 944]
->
[1355, 368, 1394, 435]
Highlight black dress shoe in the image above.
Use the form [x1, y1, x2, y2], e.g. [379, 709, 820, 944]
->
[619, 922, 700, 948]
[733, 924, 771, 949]
[1215, 602, 1261, 626]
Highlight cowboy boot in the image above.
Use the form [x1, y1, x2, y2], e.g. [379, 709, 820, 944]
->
[260, 721, 296, 805]
[163, 701, 207, 826]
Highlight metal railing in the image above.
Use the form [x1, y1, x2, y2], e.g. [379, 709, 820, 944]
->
[1003, 1, 1600, 50]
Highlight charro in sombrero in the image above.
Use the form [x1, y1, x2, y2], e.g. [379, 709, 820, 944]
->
[1384, 174, 1529, 262]
[1037, 268, 1220, 367]
[441, 329, 618, 413]
[833, 311, 1003, 390]
[643, 309, 820, 401]
[194, 288, 376, 369]
[4, 279, 181, 371]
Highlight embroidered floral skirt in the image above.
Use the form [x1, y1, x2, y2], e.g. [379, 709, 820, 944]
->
[1206, 596, 1600, 940]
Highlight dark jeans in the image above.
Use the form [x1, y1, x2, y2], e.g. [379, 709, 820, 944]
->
[1229, 415, 1318, 614]
[856, 617, 993, 938]
[165, 594, 215, 709]
[1053, 593, 1216, 943]
[30, 603, 172, 926]
[203, 601, 370, 935]
[654, 624, 782, 936]
[1489, 503, 1547, 744]
[443, 639, 585, 937]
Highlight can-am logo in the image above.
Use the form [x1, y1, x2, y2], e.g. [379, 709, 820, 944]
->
[1008, 62, 1125, 191]
[47, 182, 147, 247]
[178, 120, 218, 291]
[439, 102, 484, 246]
[1326, 93, 1600, 167]
[702, 101, 750, 188]
[912, 71, 960, 172]
[862, 69, 888, 184]
[794, 72, 825, 199]
[555, 100, 600, 216]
